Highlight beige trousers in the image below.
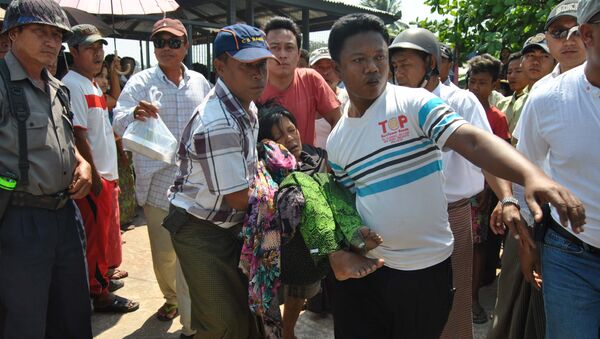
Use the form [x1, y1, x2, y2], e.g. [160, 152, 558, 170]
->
[143, 204, 195, 336]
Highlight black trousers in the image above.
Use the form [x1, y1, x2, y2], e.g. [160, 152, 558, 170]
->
[0, 201, 92, 339]
[333, 258, 454, 339]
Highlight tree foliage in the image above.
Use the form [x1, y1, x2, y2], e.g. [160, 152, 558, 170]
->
[416, 0, 560, 63]
[359, 0, 402, 15]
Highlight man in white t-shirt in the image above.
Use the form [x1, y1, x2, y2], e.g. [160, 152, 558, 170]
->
[514, 1, 600, 337]
[64, 24, 138, 313]
[326, 13, 586, 339]
[389, 27, 494, 337]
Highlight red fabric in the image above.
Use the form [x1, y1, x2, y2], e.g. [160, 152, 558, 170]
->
[85, 94, 107, 110]
[485, 106, 511, 140]
[105, 181, 122, 269]
[259, 68, 340, 146]
[75, 178, 118, 296]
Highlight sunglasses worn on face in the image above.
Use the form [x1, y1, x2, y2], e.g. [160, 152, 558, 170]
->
[152, 38, 184, 49]
[547, 26, 580, 40]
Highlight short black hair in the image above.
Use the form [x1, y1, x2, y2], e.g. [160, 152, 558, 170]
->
[263, 16, 302, 49]
[328, 13, 389, 63]
[468, 53, 502, 81]
[507, 52, 522, 65]
[257, 100, 298, 142]
[299, 49, 309, 64]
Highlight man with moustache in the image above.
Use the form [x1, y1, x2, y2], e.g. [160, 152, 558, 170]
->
[165, 24, 277, 339]
[325, 13, 586, 339]
[0, 0, 92, 337]
[63, 24, 138, 313]
[113, 18, 211, 337]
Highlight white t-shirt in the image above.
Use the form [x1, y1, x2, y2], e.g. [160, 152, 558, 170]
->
[433, 83, 492, 202]
[327, 84, 467, 270]
[517, 64, 600, 248]
[63, 71, 118, 181]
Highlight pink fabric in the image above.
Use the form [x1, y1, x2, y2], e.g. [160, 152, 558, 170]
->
[259, 68, 340, 146]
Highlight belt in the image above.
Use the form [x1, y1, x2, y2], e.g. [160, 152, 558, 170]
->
[548, 217, 600, 255]
[11, 190, 71, 210]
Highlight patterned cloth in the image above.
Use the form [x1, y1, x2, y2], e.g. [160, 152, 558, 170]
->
[239, 140, 296, 338]
[112, 64, 211, 211]
[117, 150, 136, 225]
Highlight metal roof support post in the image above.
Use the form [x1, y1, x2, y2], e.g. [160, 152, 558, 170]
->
[207, 43, 212, 74]
[139, 40, 144, 70]
[246, 0, 255, 26]
[185, 24, 193, 67]
[146, 40, 151, 68]
[228, 0, 236, 25]
[302, 7, 310, 50]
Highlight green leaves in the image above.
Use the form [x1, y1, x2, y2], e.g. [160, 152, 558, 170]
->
[416, 0, 558, 63]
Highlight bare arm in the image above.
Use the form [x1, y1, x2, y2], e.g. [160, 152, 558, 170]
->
[74, 128, 103, 196]
[323, 106, 341, 129]
[223, 188, 250, 211]
[445, 124, 585, 231]
[68, 146, 92, 199]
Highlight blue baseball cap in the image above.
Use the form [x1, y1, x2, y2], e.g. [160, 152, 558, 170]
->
[213, 24, 277, 63]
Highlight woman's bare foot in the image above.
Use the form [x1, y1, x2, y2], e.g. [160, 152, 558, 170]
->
[356, 226, 383, 252]
[329, 250, 384, 281]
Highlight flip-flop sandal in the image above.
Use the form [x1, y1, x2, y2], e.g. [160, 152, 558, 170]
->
[108, 279, 124, 292]
[156, 303, 179, 321]
[472, 304, 488, 324]
[110, 269, 129, 280]
[95, 295, 140, 313]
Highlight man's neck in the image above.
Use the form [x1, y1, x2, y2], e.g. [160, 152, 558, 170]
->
[13, 52, 45, 82]
[424, 76, 440, 92]
[268, 69, 295, 91]
[71, 66, 94, 81]
[159, 63, 183, 86]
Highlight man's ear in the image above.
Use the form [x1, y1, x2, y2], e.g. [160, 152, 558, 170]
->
[213, 57, 225, 77]
[579, 24, 594, 48]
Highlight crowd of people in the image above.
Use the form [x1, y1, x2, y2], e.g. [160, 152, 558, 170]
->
[0, 0, 598, 338]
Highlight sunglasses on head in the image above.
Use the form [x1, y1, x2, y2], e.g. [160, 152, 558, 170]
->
[547, 26, 580, 40]
[152, 38, 184, 49]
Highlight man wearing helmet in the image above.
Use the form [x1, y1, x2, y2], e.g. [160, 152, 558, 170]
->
[389, 27, 496, 338]
[0, 0, 93, 338]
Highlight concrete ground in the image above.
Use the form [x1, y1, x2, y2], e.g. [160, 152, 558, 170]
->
[93, 216, 497, 339]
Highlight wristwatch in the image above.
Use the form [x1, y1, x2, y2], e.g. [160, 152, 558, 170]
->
[500, 196, 520, 209]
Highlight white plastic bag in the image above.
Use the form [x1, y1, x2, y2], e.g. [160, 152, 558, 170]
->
[122, 87, 178, 164]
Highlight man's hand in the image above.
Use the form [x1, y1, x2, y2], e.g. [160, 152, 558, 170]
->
[69, 156, 92, 199]
[518, 238, 542, 290]
[91, 171, 103, 196]
[523, 175, 586, 234]
[133, 100, 159, 121]
[489, 201, 505, 235]
[110, 55, 122, 75]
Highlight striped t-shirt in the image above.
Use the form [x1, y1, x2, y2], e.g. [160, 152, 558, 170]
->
[326, 84, 466, 270]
